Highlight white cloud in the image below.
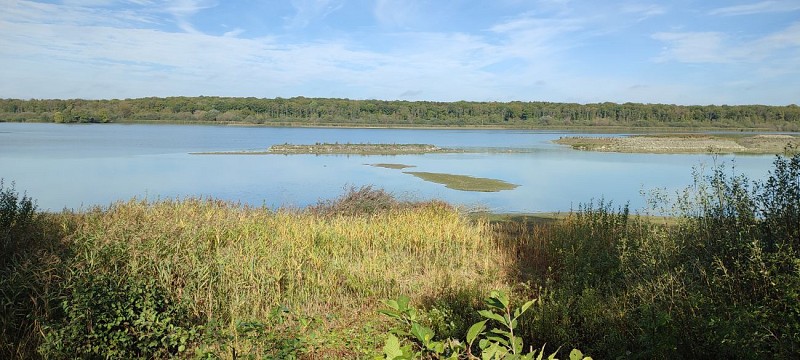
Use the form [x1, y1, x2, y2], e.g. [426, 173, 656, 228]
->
[653, 22, 800, 65]
[710, 1, 800, 16]
[621, 3, 667, 20]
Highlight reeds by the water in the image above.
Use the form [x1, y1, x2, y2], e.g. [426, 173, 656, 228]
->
[47, 195, 511, 357]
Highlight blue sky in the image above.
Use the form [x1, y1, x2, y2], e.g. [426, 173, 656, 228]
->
[1, 0, 799, 105]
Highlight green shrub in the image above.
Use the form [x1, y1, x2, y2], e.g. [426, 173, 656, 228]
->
[39, 270, 200, 359]
[0, 179, 36, 242]
[380, 291, 592, 360]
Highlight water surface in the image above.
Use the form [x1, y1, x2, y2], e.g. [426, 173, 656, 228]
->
[0, 123, 777, 213]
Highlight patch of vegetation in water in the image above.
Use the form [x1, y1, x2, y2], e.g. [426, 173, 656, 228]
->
[267, 143, 461, 155]
[191, 143, 462, 156]
[554, 133, 800, 154]
[370, 163, 415, 169]
[404, 171, 518, 192]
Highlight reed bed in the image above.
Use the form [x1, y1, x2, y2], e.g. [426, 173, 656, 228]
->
[55, 196, 510, 356]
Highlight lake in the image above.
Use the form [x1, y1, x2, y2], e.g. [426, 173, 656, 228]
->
[0, 122, 779, 213]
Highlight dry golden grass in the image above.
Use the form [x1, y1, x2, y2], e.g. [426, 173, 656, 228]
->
[60, 197, 513, 356]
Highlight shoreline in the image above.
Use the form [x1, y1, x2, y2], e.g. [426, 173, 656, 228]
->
[20, 118, 798, 133]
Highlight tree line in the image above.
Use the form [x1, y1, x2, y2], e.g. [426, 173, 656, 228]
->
[1, 97, 798, 130]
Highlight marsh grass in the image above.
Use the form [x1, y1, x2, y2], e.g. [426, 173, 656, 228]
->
[14, 189, 512, 358]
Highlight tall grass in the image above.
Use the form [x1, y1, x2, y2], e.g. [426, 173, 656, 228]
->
[505, 153, 800, 359]
[2, 187, 513, 358]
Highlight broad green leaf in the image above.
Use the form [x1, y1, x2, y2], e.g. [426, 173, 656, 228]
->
[490, 328, 511, 337]
[485, 334, 509, 346]
[485, 290, 509, 310]
[467, 320, 488, 345]
[429, 341, 445, 353]
[478, 310, 506, 323]
[479, 338, 490, 350]
[411, 323, 434, 344]
[482, 342, 502, 360]
[512, 337, 524, 354]
[397, 295, 410, 311]
[569, 349, 585, 360]
[383, 299, 400, 310]
[406, 308, 418, 322]
[378, 309, 402, 320]
[569, 349, 582, 360]
[383, 334, 404, 360]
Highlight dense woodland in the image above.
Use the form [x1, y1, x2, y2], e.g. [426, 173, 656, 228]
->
[1, 97, 799, 130]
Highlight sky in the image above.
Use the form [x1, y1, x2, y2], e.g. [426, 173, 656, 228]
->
[1, 0, 799, 105]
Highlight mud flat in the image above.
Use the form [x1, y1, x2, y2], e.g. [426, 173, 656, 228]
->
[554, 134, 800, 154]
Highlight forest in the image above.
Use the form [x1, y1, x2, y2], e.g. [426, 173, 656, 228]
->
[1, 97, 799, 130]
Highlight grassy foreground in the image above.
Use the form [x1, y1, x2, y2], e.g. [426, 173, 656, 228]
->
[2, 152, 800, 359]
[0, 187, 513, 358]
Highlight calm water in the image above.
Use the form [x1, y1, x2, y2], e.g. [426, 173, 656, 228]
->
[0, 123, 778, 213]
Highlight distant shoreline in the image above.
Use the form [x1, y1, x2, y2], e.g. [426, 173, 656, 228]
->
[2, 96, 798, 132]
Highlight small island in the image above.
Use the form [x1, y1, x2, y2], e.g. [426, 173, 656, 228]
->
[269, 143, 462, 155]
[369, 163, 416, 169]
[555, 134, 800, 154]
[404, 171, 519, 192]
[194, 143, 464, 155]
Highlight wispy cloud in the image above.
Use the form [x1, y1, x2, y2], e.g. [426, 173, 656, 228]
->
[653, 22, 800, 65]
[163, 0, 217, 33]
[652, 32, 731, 63]
[285, 0, 344, 29]
[710, 1, 800, 16]
[621, 3, 667, 20]
[373, 0, 420, 29]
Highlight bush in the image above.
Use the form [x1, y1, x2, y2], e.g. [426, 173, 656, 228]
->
[309, 185, 408, 217]
[0, 180, 36, 239]
[508, 153, 800, 359]
[39, 271, 200, 359]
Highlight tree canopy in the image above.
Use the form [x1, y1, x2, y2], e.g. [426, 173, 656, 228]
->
[1, 97, 798, 130]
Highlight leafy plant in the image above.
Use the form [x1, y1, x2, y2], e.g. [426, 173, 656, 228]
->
[39, 271, 200, 359]
[379, 291, 592, 360]
[0, 179, 36, 241]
